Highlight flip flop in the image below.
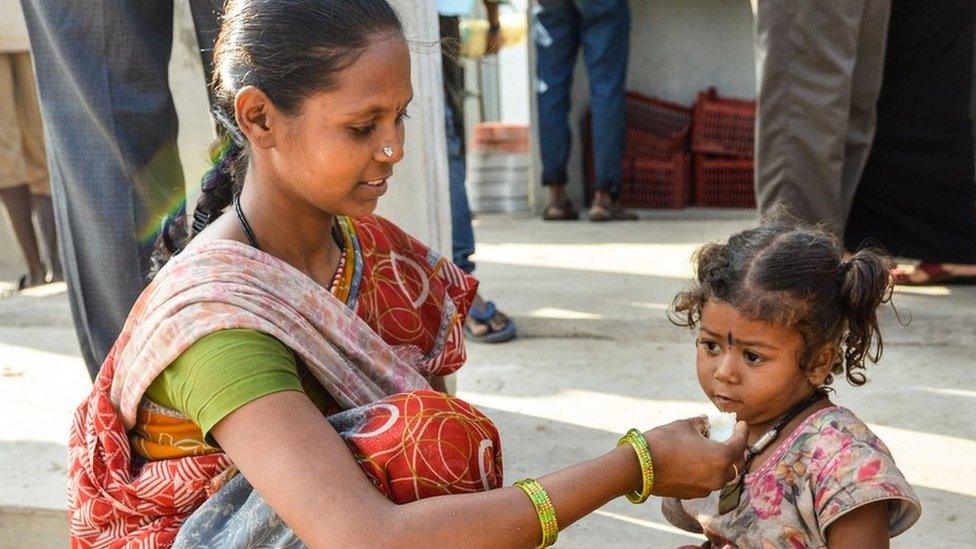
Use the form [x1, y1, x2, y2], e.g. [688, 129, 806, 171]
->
[464, 300, 517, 343]
[892, 262, 976, 286]
[542, 201, 579, 221]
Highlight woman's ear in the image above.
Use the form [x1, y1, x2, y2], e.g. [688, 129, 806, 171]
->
[235, 85, 276, 150]
[806, 344, 837, 386]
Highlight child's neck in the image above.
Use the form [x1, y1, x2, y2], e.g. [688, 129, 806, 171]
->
[744, 398, 833, 471]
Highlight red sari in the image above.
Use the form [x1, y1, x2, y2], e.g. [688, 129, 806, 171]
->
[67, 215, 503, 547]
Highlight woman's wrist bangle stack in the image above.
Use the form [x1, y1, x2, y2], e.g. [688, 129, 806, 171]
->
[514, 478, 559, 548]
[617, 428, 655, 504]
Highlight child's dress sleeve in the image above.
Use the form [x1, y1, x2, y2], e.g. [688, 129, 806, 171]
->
[813, 439, 922, 539]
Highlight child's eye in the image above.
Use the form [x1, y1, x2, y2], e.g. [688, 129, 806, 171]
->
[698, 340, 720, 354]
[743, 350, 765, 364]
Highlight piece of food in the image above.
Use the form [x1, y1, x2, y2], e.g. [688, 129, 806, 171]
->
[707, 412, 737, 442]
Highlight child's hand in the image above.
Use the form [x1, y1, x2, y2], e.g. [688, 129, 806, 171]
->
[643, 417, 748, 499]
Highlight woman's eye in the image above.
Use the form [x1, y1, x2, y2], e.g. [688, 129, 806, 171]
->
[351, 124, 376, 136]
[743, 350, 765, 364]
[396, 110, 411, 125]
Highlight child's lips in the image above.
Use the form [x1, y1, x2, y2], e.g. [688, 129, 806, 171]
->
[713, 394, 740, 411]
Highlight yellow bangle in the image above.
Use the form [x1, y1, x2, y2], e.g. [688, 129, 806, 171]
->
[514, 478, 559, 548]
[617, 428, 654, 504]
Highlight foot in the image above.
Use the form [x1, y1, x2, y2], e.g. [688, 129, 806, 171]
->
[464, 295, 517, 343]
[17, 272, 47, 290]
[542, 200, 579, 221]
[892, 262, 976, 285]
[588, 200, 638, 222]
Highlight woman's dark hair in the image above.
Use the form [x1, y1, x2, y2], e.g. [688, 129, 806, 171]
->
[151, 0, 403, 275]
[670, 217, 894, 386]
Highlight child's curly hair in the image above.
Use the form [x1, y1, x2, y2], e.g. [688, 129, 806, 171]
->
[670, 218, 894, 386]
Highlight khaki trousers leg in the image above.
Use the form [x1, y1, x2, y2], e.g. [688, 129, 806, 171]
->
[753, 0, 891, 236]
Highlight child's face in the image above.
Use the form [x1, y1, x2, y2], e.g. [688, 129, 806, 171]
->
[261, 32, 413, 218]
[695, 300, 821, 427]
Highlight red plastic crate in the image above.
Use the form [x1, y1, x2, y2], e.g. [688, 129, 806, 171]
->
[692, 87, 755, 158]
[618, 154, 691, 209]
[623, 91, 692, 159]
[694, 155, 755, 208]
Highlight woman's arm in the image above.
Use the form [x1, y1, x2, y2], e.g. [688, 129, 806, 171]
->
[826, 501, 890, 548]
[213, 392, 747, 548]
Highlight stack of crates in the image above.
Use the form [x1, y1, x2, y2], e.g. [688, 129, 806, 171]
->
[691, 88, 757, 208]
[466, 123, 531, 214]
[584, 91, 693, 209]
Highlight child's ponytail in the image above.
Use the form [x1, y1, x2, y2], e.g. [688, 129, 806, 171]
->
[837, 249, 893, 386]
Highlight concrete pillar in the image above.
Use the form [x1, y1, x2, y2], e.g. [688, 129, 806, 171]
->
[375, 0, 452, 255]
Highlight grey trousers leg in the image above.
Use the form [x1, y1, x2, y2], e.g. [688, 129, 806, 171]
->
[753, 0, 891, 236]
[20, 0, 219, 378]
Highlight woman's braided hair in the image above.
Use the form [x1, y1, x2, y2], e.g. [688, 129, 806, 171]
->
[669, 217, 895, 386]
[150, 0, 403, 277]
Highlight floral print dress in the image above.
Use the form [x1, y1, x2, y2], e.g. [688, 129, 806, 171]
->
[663, 406, 921, 548]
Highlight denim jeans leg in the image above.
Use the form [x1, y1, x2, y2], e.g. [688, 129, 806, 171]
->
[534, 0, 581, 186]
[21, 1, 187, 378]
[445, 101, 476, 274]
[580, 0, 630, 197]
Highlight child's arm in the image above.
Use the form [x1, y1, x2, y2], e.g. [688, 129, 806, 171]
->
[825, 500, 890, 548]
[661, 497, 705, 534]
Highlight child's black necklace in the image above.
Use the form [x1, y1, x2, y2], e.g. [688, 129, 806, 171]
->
[718, 389, 828, 515]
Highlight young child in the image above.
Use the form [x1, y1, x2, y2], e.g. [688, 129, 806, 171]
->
[662, 220, 921, 547]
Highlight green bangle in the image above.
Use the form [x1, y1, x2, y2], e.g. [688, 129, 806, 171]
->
[514, 478, 559, 548]
[617, 428, 655, 504]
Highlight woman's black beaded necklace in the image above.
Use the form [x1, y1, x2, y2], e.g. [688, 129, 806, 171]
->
[235, 193, 261, 251]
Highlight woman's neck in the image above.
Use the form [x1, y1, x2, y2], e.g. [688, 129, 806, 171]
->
[238, 181, 341, 288]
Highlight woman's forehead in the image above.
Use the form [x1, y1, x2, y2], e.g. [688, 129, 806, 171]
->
[314, 33, 412, 115]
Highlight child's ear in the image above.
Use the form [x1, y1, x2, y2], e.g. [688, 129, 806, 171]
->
[806, 344, 836, 386]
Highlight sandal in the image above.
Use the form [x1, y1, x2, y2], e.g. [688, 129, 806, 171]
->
[464, 300, 517, 343]
[588, 201, 638, 222]
[542, 201, 579, 221]
[892, 262, 976, 286]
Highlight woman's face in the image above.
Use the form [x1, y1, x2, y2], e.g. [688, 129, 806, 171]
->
[695, 300, 819, 428]
[265, 32, 413, 218]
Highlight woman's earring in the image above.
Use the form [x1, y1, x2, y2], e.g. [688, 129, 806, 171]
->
[383, 146, 394, 158]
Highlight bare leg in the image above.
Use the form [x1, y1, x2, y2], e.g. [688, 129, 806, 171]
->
[0, 184, 46, 286]
[32, 193, 62, 281]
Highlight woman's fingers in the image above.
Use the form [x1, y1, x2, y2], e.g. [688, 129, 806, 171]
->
[643, 417, 747, 498]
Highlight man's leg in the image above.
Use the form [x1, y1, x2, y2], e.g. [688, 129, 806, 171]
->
[579, 0, 630, 202]
[22, 0, 185, 378]
[12, 51, 62, 281]
[534, 0, 581, 213]
[753, 0, 866, 236]
[0, 53, 45, 285]
[839, 0, 891, 223]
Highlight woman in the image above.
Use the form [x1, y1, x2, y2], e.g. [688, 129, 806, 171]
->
[68, 1, 747, 547]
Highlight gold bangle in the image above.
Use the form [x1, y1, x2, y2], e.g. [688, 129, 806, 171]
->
[514, 478, 559, 548]
[617, 428, 655, 504]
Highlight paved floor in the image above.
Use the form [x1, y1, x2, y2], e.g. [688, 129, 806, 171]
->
[1, 211, 974, 547]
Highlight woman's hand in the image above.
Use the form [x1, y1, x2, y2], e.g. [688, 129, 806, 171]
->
[643, 417, 748, 499]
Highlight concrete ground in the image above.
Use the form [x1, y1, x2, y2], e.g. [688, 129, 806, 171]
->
[1, 211, 974, 547]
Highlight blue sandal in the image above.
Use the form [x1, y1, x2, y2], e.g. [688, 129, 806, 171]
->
[464, 300, 517, 344]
